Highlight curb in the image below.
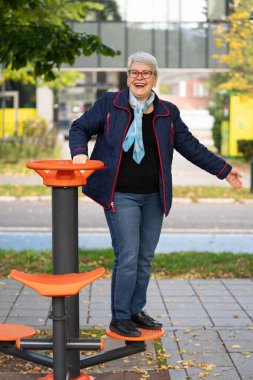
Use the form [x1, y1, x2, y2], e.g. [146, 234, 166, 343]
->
[1, 196, 253, 204]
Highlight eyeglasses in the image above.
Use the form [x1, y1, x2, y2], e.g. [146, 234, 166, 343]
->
[127, 70, 154, 79]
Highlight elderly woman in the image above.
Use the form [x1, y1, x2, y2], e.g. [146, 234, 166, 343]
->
[69, 51, 242, 337]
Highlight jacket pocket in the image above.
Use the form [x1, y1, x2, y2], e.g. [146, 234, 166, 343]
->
[170, 122, 174, 146]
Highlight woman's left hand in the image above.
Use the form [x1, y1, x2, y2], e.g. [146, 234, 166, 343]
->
[226, 168, 243, 189]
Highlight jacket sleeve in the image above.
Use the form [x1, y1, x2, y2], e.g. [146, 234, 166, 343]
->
[172, 105, 232, 180]
[69, 94, 106, 158]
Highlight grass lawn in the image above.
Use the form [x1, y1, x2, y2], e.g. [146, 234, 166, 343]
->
[0, 184, 252, 200]
[1, 248, 253, 279]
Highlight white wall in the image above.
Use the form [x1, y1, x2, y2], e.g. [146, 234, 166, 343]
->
[36, 87, 54, 126]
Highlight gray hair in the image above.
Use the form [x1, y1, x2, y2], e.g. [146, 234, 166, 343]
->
[127, 52, 158, 76]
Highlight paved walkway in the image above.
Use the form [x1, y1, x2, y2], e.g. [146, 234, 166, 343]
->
[1, 277, 253, 380]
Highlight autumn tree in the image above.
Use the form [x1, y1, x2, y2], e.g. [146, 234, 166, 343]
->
[0, 0, 120, 84]
[213, 0, 253, 94]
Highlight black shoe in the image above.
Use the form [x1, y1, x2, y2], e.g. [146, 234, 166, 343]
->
[109, 319, 141, 337]
[131, 311, 163, 330]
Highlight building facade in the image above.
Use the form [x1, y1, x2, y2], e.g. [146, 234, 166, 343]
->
[57, 0, 230, 134]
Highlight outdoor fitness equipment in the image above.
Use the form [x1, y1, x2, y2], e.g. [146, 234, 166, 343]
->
[0, 159, 164, 380]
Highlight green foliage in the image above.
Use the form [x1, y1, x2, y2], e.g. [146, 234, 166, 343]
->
[237, 139, 253, 160]
[207, 73, 228, 153]
[0, 115, 58, 163]
[0, 0, 120, 81]
[213, 0, 253, 94]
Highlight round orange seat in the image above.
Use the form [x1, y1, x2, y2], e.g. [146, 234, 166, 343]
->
[0, 324, 36, 341]
[10, 268, 105, 297]
[106, 328, 164, 341]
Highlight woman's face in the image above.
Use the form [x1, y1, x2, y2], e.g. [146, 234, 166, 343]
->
[127, 62, 157, 102]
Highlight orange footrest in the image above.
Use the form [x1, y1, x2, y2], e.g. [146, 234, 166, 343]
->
[10, 268, 105, 297]
[37, 373, 94, 380]
[106, 328, 164, 341]
[0, 324, 36, 341]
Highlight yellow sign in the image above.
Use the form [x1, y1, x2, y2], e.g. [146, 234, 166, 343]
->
[229, 96, 253, 156]
[0, 108, 37, 137]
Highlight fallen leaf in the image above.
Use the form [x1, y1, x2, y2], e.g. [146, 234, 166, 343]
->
[198, 373, 209, 378]
[241, 352, 251, 357]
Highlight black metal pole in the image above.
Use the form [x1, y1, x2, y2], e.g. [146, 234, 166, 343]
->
[80, 342, 146, 369]
[0, 346, 53, 368]
[52, 186, 80, 378]
[52, 297, 66, 380]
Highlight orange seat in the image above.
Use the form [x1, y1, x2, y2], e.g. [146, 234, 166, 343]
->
[105, 328, 164, 341]
[0, 324, 36, 341]
[10, 268, 105, 297]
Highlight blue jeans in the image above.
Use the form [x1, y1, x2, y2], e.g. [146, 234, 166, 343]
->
[104, 192, 164, 320]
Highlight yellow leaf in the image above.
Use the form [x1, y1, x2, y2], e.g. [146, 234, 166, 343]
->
[241, 352, 251, 357]
[232, 345, 241, 349]
[198, 373, 209, 379]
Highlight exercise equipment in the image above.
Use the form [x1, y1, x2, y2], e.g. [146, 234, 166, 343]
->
[0, 159, 164, 379]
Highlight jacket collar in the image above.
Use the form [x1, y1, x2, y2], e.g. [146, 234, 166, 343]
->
[113, 88, 170, 117]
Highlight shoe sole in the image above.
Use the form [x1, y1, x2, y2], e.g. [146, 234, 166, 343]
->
[133, 323, 163, 330]
[109, 325, 141, 337]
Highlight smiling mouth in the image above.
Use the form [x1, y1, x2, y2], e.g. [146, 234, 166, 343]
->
[134, 83, 146, 88]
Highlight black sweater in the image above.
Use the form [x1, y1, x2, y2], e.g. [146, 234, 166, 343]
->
[115, 111, 160, 193]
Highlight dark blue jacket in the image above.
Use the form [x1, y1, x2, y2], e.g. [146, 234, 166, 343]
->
[69, 88, 232, 216]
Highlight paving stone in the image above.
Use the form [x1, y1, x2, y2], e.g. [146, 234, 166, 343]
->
[168, 310, 208, 318]
[212, 317, 252, 327]
[163, 297, 200, 304]
[0, 295, 18, 302]
[186, 366, 241, 380]
[162, 329, 181, 348]
[8, 308, 49, 317]
[230, 353, 253, 379]
[170, 318, 213, 328]
[198, 296, 236, 303]
[204, 303, 243, 311]
[13, 301, 51, 309]
[89, 310, 112, 317]
[168, 369, 188, 380]
[5, 317, 47, 326]
[207, 310, 249, 318]
[0, 309, 12, 316]
[182, 352, 234, 367]
[218, 329, 253, 353]
[222, 279, 253, 285]
[173, 329, 226, 353]
[87, 317, 110, 327]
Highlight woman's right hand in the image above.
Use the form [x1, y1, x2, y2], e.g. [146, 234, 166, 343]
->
[72, 154, 88, 164]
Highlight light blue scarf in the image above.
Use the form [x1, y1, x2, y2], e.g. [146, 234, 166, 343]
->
[123, 91, 155, 164]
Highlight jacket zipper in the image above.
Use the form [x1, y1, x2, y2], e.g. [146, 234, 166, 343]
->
[107, 101, 133, 213]
[110, 201, 116, 213]
[106, 112, 110, 136]
[170, 121, 174, 146]
[152, 115, 168, 216]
